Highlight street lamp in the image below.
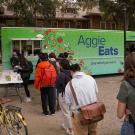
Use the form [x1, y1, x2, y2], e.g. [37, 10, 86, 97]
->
[114, 1, 127, 59]
[122, 3, 127, 59]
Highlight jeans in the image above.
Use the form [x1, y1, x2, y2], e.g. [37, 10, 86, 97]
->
[121, 119, 135, 135]
[40, 87, 56, 115]
[23, 83, 30, 97]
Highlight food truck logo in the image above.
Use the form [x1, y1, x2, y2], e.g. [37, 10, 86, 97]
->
[38, 29, 74, 54]
[77, 35, 119, 56]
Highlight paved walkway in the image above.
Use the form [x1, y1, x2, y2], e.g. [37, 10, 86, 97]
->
[0, 75, 123, 135]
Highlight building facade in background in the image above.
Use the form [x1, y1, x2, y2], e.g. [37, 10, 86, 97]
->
[0, 3, 123, 30]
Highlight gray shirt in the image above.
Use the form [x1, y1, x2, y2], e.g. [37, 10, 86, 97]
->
[117, 81, 135, 121]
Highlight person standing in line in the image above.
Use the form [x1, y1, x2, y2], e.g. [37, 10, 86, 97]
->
[34, 53, 56, 116]
[56, 59, 72, 135]
[49, 52, 59, 74]
[117, 52, 135, 134]
[49, 52, 60, 110]
[65, 64, 99, 135]
[64, 52, 69, 59]
[10, 52, 19, 68]
[18, 54, 32, 102]
[56, 53, 65, 72]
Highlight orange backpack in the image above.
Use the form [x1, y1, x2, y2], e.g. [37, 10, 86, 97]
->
[41, 63, 57, 87]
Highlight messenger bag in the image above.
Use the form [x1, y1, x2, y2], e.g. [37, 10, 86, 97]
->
[69, 81, 106, 125]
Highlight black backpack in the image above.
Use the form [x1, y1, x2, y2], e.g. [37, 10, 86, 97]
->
[27, 61, 33, 74]
[57, 70, 72, 93]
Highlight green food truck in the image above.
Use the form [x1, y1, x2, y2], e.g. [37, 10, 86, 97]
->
[1, 27, 135, 79]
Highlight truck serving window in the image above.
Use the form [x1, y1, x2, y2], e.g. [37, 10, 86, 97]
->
[11, 39, 41, 57]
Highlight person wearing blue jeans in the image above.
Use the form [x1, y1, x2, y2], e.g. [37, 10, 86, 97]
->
[41, 87, 56, 115]
[117, 52, 135, 135]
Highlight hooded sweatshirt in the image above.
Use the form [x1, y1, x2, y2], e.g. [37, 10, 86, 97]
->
[34, 61, 52, 90]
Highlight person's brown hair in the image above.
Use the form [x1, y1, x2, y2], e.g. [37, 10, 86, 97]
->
[124, 52, 135, 80]
[49, 52, 56, 59]
[70, 63, 80, 72]
[59, 59, 70, 70]
[40, 53, 48, 61]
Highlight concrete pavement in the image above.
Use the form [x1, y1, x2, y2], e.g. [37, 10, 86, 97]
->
[0, 75, 123, 135]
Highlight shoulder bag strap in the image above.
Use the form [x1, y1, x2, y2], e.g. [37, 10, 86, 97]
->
[69, 81, 79, 106]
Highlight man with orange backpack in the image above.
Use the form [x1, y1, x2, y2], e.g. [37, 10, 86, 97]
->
[34, 53, 57, 116]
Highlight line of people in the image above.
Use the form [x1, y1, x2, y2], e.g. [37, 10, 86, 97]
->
[33, 52, 100, 135]
[10, 51, 135, 135]
[34, 51, 135, 135]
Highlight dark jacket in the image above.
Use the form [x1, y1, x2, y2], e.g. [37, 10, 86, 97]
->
[10, 56, 19, 68]
[19, 61, 31, 83]
[56, 69, 71, 94]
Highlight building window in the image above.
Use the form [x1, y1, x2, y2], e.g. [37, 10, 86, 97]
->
[36, 21, 44, 27]
[6, 20, 16, 26]
[64, 21, 70, 28]
[51, 21, 58, 28]
[111, 22, 116, 30]
[117, 24, 123, 30]
[0, 6, 4, 14]
[76, 22, 82, 28]
[82, 21, 88, 29]
[100, 21, 106, 29]
[64, 8, 77, 14]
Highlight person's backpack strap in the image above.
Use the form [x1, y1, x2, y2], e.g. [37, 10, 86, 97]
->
[69, 81, 79, 106]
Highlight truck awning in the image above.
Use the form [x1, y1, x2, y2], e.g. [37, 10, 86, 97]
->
[11, 38, 43, 41]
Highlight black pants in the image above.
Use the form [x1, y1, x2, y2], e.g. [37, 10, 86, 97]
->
[22, 77, 30, 98]
[23, 83, 30, 97]
[40, 87, 56, 115]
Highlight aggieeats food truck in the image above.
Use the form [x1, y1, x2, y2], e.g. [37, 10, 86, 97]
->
[1, 27, 135, 79]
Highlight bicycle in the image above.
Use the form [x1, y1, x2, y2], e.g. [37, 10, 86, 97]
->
[0, 98, 28, 135]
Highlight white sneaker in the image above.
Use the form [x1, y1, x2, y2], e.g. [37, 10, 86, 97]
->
[61, 124, 74, 135]
[66, 129, 74, 135]
[61, 123, 67, 131]
[24, 97, 32, 102]
[51, 113, 55, 116]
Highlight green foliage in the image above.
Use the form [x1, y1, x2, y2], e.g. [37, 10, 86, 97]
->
[57, 0, 98, 19]
[39, 0, 58, 26]
[77, 0, 98, 11]
[99, 0, 135, 30]
[3, 0, 59, 26]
